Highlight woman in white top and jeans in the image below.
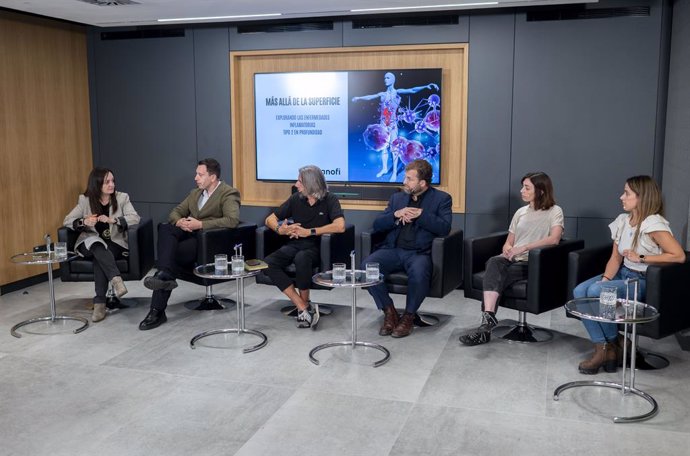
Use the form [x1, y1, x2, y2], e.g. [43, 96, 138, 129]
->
[461, 172, 564, 346]
[574, 175, 685, 374]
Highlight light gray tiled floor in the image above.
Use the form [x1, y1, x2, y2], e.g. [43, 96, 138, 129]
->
[1, 276, 690, 455]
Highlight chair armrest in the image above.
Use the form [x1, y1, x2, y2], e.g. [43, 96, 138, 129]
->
[566, 244, 611, 300]
[526, 238, 585, 311]
[127, 217, 154, 279]
[196, 222, 257, 265]
[360, 230, 387, 259]
[463, 231, 508, 297]
[256, 225, 287, 260]
[429, 229, 464, 297]
[320, 224, 355, 271]
[641, 252, 690, 338]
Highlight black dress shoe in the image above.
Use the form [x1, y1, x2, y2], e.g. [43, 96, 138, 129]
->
[139, 308, 167, 330]
[144, 271, 178, 291]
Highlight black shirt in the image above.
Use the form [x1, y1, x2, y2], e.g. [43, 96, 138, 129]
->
[274, 192, 344, 248]
[396, 190, 427, 250]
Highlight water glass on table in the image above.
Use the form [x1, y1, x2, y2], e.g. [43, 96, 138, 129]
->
[214, 254, 228, 273]
[332, 263, 346, 283]
[54, 242, 68, 259]
[231, 255, 245, 275]
[365, 262, 380, 282]
[599, 285, 618, 319]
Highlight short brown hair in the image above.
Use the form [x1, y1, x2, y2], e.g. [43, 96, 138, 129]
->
[405, 159, 433, 184]
[522, 171, 556, 210]
[198, 158, 221, 179]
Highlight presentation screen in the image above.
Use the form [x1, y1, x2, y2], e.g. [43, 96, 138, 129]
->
[254, 68, 442, 185]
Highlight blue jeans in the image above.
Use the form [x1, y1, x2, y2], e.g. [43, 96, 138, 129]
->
[572, 266, 646, 343]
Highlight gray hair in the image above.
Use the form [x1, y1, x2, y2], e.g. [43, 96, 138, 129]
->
[299, 165, 328, 200]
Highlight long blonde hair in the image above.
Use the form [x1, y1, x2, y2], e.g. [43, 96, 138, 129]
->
[626, 175, 663, 249]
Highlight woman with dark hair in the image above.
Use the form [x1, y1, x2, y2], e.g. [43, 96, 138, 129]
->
[573, 175, 685, 374]
[64, 167, 140, 322]
[461, 172, 564, 346]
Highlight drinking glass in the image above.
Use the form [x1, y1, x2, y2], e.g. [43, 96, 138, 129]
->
[214, 254, 228, 273]
[231, 255, 245, 275]
[54, 242, 68, 259]
[365, 262, 380, 282]
[332, 263, 346, 283]
[599, 285, 618, 319]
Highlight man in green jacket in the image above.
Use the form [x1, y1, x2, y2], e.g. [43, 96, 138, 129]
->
[140, 158, 240, 330]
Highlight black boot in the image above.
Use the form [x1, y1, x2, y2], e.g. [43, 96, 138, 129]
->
[139, 308, 167, 330]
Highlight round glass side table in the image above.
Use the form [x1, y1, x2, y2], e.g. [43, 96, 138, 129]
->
[189, 265, 267, 353]
[553, 297, 660, 423]
[10, 251, 89, 338]
[309, 270, 390, 368]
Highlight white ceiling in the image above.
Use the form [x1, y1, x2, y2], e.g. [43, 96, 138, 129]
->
[0, 0, 595, 28]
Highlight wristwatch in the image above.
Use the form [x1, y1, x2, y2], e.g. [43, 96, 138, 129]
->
[639, 255, 646, 263]
[310, 228, 317, 237]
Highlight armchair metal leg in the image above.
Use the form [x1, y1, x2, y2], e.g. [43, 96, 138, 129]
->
[632, 348, 670, 370]
[413, 313, 439, 327]
[492, 311, 553, 343]
[185, 285, 236, 311]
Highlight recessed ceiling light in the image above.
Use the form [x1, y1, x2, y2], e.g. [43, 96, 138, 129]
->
[351, 2, 498, 12]
[158, 13, 282, 23]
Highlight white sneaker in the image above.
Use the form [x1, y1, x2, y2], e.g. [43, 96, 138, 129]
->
[296, 308, 313, 328]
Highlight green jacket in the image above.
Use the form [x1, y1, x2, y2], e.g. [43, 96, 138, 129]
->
[168, 182, 240, 229]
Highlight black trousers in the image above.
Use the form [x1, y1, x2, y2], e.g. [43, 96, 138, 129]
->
[78, 241, 125, 304]
[263, 242, 320, 292]
[150, 223, 199, 311]
[482, 255, 529, 296]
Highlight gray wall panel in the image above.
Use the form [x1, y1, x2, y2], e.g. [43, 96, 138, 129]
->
[92, 33, 197, 204]
[228, 23, 343, 51]
[576, 217, 613, 249]
[511, 8, 662, 220]
[193, 27, 233, 184]
[663, 0, 690, 247]
[342, 17, 468, 46]
[465, 14, 515, 216]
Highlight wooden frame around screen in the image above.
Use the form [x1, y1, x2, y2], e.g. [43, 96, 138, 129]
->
[230, 44, 467, 212]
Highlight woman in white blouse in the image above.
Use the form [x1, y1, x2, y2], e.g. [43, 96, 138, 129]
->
[574, 175, 685, 374]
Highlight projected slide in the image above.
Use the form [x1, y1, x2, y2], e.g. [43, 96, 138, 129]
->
[254, 69, 442, 184]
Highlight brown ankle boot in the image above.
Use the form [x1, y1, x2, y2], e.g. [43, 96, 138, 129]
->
[379, 305, 399, 336]
[579, 342, 617, 374]
[392, 313, 415, 338]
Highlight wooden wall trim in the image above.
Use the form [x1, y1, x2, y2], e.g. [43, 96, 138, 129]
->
[0, 12, 92, 286]
[230, 44, 468, 212]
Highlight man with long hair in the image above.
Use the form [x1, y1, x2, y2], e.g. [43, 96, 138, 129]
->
[263, 165, 346, 329]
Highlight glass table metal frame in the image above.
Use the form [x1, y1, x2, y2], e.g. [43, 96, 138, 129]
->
[189, 265, 267, 353]
[553, 281, 660, 423]
[10, 250, 89, 338]
[309, 270, 390, 368]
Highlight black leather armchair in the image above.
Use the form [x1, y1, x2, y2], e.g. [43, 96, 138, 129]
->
[255, 224, 355, 315]
[58, 217, 155, 307]
[567, 244, 690, 367]
[464, 231, 584, 342]
[361, 229, 463, 326]
[176, 222, 257, 310]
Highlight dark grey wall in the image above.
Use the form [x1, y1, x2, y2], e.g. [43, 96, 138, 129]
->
[87, 0, 676, 259]
[663, 0, 690, 248]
